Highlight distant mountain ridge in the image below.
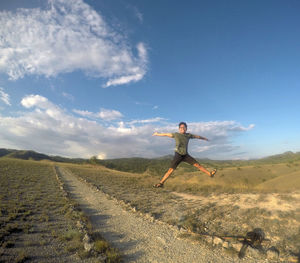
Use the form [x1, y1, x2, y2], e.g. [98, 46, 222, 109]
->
[1, 148, 300, 163]
[259, 151, 300, 163]
[1, 148, 300, 173]
[0, 148, 85, 164]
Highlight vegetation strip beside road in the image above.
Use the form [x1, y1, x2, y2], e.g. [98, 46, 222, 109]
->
[0, 158, 120, 262]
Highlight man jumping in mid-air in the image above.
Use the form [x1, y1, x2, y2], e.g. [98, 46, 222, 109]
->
[152, 121, 217, 188]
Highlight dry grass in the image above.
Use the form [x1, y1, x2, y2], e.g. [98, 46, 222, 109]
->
[93, 233, 121, 262]
[166, 162, 300, 193]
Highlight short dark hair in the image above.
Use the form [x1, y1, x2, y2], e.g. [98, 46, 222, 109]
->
[179, 122, 187, 128]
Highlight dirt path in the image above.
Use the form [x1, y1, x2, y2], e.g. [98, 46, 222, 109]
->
[57, 166, 263, 263]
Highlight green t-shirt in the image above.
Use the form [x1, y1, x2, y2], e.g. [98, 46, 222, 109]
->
[171, 132, 195, 155]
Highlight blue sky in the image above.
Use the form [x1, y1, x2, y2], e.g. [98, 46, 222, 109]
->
[0, 0, 300, 160]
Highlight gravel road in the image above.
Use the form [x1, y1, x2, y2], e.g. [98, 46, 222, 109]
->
[58, 166, 262, 263]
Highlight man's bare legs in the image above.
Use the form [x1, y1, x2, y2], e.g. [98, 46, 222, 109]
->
[153, 168, 174, 187]
[154, 164, 216, 187]
[160, 168, 174, 184]
[193, 163, 210, 176]
[194, 163, 217, 177]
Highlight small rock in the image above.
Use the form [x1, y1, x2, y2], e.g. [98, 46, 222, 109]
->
[83, 233, 93, 252]
[84, 242, 93, 252]
[83, 233, 91, 243]
[222, 241, 230, 249]
[145, 213, 154, 222]
[232, 242, 243, 252]
[213, 237, 223, 246]
[180, 228, 187, 233]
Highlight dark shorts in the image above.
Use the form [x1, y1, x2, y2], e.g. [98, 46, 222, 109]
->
[170, 152, 198, 169]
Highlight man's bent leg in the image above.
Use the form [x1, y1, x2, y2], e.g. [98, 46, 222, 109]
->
[160, 168, 174, 184]
[160, 153, 183, 184]
[154, 153, 182, 187]
[183, 154, 213, 177]
[193, 163, 211, 176]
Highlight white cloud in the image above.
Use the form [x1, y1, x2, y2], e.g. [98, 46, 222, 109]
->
[0, 94, 255, 159]
[21, 94, 49, 108]
[98, 108, 123, 121]
[0, 0, 147, 87]
[128, 117, 166, 125]
[73, 108, 123, 121]
[73, 109, 95, 118]
[103, 73, 144, 88]
[0, 87, 11, 106]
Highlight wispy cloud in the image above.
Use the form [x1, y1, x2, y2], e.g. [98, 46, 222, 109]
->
[73, 109, 95, 118]
[127, 117, 166, 125]
[102, 43, 147, 88]
[73, 108, 123, 121]
[132, 6, 143, 23]
[0, 0, 147, 87]
[0, 87, 11, 106]
[135, 101, 159, 110]
[62, 92, 74, 101]
[0, 94, 255, 159]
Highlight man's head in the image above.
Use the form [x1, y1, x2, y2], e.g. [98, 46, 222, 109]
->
[178, 122, 187, 134]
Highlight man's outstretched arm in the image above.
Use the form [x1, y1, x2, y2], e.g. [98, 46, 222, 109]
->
[193, 134, 209, 141]
[152, 132, 173, 138]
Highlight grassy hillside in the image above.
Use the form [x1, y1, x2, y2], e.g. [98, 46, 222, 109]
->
[167, 162, 300, 193]
[6, 150, 51, 161]
[0, 149, 15, 158]
[258, 151, 300, 163]
[256, 170, 300, 191]
[92, 151, 300, 175]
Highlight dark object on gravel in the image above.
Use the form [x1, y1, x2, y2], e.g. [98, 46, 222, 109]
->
[238, 228, 266, 259]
